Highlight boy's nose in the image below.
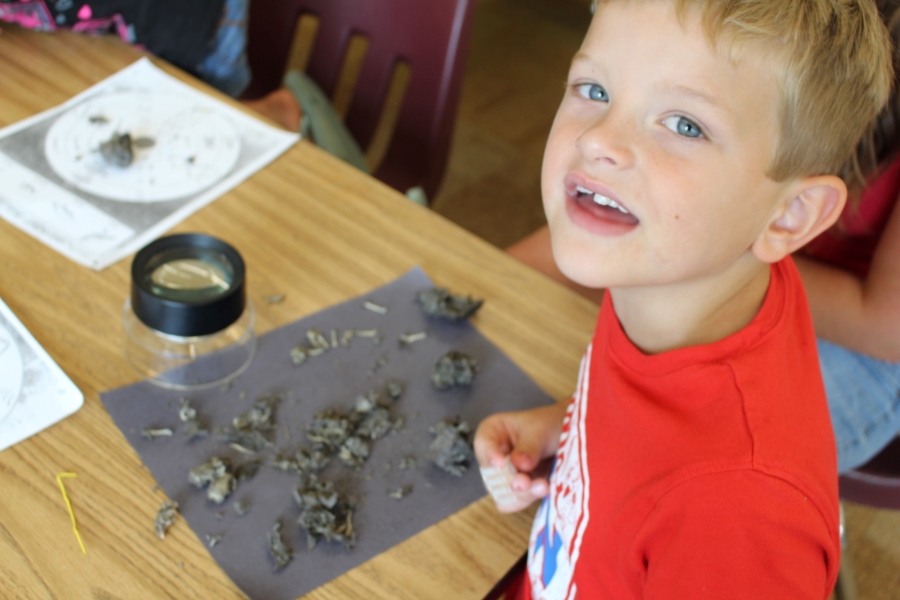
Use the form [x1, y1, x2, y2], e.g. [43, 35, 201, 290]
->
[576, 109, 635, 168]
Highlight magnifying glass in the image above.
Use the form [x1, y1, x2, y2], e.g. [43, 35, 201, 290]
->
[123, 233, 256, 390]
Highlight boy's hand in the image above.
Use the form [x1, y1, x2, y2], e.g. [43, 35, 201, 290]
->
[474, 400, 569, 513]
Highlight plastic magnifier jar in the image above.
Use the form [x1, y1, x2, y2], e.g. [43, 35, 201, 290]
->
[122, 233, 256, 390]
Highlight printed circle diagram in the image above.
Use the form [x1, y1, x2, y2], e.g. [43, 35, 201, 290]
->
[0, 323, 23, 426]
[44, 91, 241, 202]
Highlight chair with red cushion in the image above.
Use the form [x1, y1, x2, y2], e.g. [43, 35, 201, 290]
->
[244, 0, 477, 201]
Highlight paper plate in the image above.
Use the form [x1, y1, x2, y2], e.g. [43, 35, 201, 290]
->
[45, 91, 241, 202]
[0, 322, 23, 426]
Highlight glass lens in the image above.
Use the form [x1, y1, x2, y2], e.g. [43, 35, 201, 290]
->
[144, 250, 233, 302]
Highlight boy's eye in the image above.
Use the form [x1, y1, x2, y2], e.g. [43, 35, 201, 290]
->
[576, 83, 609, 102]
[662, 115, 703, 138]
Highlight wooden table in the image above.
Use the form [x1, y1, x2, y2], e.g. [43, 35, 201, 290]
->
[0, 27, 597, 600]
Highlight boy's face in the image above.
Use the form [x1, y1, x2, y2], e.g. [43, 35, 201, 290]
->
[542, 0, 794, 290]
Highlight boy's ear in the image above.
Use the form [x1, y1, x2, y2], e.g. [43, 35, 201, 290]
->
[751, 175, 847, 263]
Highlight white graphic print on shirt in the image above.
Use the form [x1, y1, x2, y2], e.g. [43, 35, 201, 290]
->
[528, 345, 592, 600]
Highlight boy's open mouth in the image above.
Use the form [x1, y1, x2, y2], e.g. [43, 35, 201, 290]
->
[574, 185, 640, 226]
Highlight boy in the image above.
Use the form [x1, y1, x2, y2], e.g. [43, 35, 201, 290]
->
[474, 0, 892, 598]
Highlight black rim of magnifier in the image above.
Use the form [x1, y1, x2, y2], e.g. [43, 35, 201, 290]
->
[131, 233, 246, 337]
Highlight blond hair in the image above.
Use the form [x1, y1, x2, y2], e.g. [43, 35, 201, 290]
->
[847, 0, 900, 195]
[591, 0, 893, 186]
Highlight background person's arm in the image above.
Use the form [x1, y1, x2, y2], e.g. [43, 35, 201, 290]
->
[795, 197, 900, 362]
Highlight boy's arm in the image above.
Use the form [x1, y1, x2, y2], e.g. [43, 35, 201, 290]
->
[473, 399, 570, 513]
[637, 471, 837, 599]
[795, 197, 900, 362]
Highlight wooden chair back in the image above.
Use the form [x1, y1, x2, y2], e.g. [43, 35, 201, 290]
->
[244, 0, 477, 200]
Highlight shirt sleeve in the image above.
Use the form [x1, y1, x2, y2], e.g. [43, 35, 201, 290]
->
[632, 469, 838, 600]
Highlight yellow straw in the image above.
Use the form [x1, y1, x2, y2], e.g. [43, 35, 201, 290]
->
[56, 472, 86, 555]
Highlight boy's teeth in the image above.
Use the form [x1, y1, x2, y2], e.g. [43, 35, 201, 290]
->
[592, 193, 629, 214]
[575, 185, 630, 214]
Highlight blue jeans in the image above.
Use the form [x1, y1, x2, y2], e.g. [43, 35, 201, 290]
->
[819, 339, 900, 473]
[197, 0, 252, 98]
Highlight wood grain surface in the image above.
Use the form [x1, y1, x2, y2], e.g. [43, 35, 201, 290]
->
[0, 27, 597, 600]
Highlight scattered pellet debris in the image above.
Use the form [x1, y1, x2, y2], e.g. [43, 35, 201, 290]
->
[264, 294, 285, 304]
[189, 457, 236, 504]
[307, 328, 330, 350]
[367, 354, 388, 375]
[337, 436, 370, 468]
[388, 485, 413, 500]
[142, 427, 174, 440]
[307, 409, 353, 450]
[89, 114, 109, 124]
[417, 288, 483, 321]
[207, 473, 236, 505]
[154, 499, 179, 539]
[294, 477, 356, 550]
[386, 380, 404, 401]
[178, 398, 208, 440]
[353, 392, 378, 414]
[220, 380, 234, 392]
[289, 346, 308, 365]
[268, 521, 293, 571]
[234, 459, 262, 481]
[184, 420, 209, 440]
[396, 456, 416, 471]
[355, 405, 394, 441]
[398, 331, 427, 347]
[271, 451, 302, 474]
[431, 351, 479, 390]
[292, 326, 388, 365]
[99, 132, 133, 167]
[216, 511, 225, 520]
[132, 136, 155, 149]
[214, 396, 278, 452]
[206, 533, 223, 548]
[234, 500, 251, 516]
[297, 445, 333, 473]
[271, 444, 335, 476]
[229, 443, 256, 455]
[304, 386, 405, 473]
[363, 301, 387, 314]
[428, 418, 475, 476]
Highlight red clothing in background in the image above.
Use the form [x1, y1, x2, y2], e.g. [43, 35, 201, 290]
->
[803, 155, 900, 278]
[512, 257, 840, 600]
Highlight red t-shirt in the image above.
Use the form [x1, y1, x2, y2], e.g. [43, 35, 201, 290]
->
[511, 258, 840, 600]
[802, 155, 900, 278]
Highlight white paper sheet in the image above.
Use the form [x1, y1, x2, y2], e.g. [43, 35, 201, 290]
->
[0, 297, 83, 453]
[0, 58, 299, 270]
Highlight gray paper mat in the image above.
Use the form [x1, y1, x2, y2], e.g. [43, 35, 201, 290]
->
[101, 266, 554, 600]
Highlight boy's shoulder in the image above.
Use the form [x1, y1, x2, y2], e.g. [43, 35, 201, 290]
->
[592, 255, 835, 500]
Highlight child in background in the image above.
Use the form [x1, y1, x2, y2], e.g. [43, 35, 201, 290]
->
[0, 0, 302, 130]
[794, 0, 900, 473]
[507, 0, 900, 476]
[475, 1, 891, 599]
